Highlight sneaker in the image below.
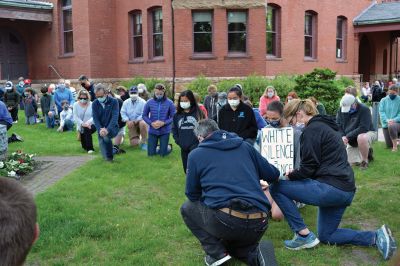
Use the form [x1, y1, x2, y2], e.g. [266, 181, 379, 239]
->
[118, 148, 126, 154]
[284, 232, 320, 250]
[87, 150, 94, 154]
[360, 161, 368, 170]
[368, 148, 374, 162]
[14, 133, 24, 142]
[140, 143, 148, 151]
[204, 253, 231, 266]
[13, 120, 18, 124]
[376, 225, 397, 260]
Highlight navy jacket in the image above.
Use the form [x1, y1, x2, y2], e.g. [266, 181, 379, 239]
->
[143, 96, 176, 136]
[172, 109, 199, 151]
[288, 115, 356, 192]
[185, 130, 280, 213]
[92, 96, 119, 138]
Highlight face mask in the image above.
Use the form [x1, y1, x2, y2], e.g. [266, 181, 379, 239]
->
[180, 102, 191, 109]
[266, 119, 280, 128]
[58, 84, 65, 90]
[130, 94, 138, 101]
[138, 88, 144, 94]
[97, 96, 106, 103]
[63, 106, 69, 111]
[79, 99, 88, 104]
[389, 94, 397, 100]
[6, 87, 12, 91]
[228, 99, 240, 108]
[348, 104, 357, 114]
[218, 100, 227, 106]
[267, 92, 274, 98]
[24, 92, 29, 97]
[287, 98, 293, 102]
[155, 94, 164, 100]
[19, 81, 24, 86]
[294, 123, 305, 130]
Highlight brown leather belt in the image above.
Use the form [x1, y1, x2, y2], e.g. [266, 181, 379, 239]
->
[219, 208, 267, 219]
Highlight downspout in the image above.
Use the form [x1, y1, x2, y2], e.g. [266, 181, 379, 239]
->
[389, 35, 393, 80]
[171, 0, 176, 97]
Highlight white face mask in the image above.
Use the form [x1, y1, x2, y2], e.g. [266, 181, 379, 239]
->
[267, 92, 274, 98]
[228, 99, 240, 108]
[180, 102, 191, 109]
[130, 94, 138, 100]
[138, 88, 144, 94]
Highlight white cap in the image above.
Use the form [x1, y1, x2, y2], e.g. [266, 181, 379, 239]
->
[137, 83, 147, 92]
[340, 94, 356, 113]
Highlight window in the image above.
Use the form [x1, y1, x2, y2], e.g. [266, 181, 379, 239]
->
[336, 16, 347, 60]
[151, 8, 163, 57]
[304, 11, 317, 59]
[227, 11, 247, 53]
[193, 11, 213, 53]
[131, 11, 143, 58]
[266, 4, 281, 57]
[61, 0, 73, 54]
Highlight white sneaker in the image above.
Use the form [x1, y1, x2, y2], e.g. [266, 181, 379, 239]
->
[88, 150, 94, 154]
[13, 120, 18, 124]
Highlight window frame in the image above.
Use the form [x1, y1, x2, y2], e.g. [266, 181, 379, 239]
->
[149, 7, 163, 59]
[304, 11, 318, 60]
[60, 0, 74, 56]
[336, 16, 347, 61]
[130, 10, 143, 59]
[266, 4, 281, 58]
[227, 10, 248, 55]
[192, 10, 214, 55]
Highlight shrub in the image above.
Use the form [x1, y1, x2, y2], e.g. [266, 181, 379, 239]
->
[120, 77, 171, 97]
[294, 68, 342, 115]
[335, 76, 355, 94]
[186, 75, 212, 97]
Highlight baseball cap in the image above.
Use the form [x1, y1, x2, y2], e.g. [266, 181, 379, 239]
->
[5, 81, 13, 88]
[340, 94, 356, 113]
[24, 79, 31, 85]
[129, 86, 138, 94]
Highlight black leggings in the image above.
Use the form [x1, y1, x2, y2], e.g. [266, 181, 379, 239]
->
[80, 125, 96, 151]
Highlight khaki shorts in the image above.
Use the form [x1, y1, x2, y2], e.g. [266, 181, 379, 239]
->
[347, 131, 377, 164]
[117, 126, 126, 136]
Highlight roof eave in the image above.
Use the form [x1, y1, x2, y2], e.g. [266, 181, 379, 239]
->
[354, 19, 400, 26]
[0, 1, 53, 10]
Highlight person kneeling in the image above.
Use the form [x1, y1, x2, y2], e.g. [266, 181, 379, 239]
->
[181, 119, 280, 265]
[57, 100, 74, 132]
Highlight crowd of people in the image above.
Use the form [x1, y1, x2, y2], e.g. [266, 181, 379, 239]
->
[0, 75, 399, 265]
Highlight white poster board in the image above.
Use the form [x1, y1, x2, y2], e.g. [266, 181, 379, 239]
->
[260, 127, 294, 174]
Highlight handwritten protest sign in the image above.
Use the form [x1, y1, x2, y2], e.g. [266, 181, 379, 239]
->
[260, 127, 294, 174]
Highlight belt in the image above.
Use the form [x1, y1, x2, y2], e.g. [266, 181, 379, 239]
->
[219, 208, 267, 219]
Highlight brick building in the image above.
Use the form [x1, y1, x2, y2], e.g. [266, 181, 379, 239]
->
[0, 0, 399, 84]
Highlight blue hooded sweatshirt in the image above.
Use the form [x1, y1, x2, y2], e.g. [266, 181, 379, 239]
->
[185, 130, 280, 213]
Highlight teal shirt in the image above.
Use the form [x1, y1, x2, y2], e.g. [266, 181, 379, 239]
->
[379, 95, 400, 128]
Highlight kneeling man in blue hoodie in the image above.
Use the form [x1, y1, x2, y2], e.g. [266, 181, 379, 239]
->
[181, 119, 280, 266]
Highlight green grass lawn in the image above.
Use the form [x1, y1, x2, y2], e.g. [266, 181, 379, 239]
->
[8, 113, 399, 265]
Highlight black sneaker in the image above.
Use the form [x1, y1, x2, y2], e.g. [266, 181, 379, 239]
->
[14, 133, 23, 142]
[360, 161, 368, 170]
[368, 148, 374, 162]
[204, 253, 231, 266]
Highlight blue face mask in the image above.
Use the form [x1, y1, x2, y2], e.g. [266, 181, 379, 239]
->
[155, 94, 164, 100]
[389, 94, 397, 100]
[266, 119, 280, 128]
[58, 84, 65, 90]
[348, 106, 357, 114]
[19, 81, 24, 87]
[97, 96, 106, 103]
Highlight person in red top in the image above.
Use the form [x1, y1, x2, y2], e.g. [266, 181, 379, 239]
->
[259, 86, 280, 118]
[194, 93, 208, 118]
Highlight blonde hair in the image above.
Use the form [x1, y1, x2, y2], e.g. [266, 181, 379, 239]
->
[207, 85, 217, 93]
[264, 85, 276, 96]
[77, 89, 91, 101]
[283, 99, 317, 119]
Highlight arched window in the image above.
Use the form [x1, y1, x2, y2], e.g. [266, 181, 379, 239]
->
[336, 16, 347, 60]
[304, 10, 317, 59]
[266, 4, 281, 57]
[148, 7, 163, 58]
[130, 10, 143, 59]
[61, 0, 73, 54]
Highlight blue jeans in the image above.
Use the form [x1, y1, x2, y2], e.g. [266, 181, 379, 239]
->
[45, 114, 55, 128]
[62, 119, 74, 131]
[148, 133, 171, 157]
[98, 135, 113, 160]
[25, 116, 35, 125]
[270, 179, 376, 246]
[371, 102, 379, 131]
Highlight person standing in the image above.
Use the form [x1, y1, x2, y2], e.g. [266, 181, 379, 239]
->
[181, 119, 280, 265]
[142, 84, 176, 157]
[203, 85, 219, 122]
[73, 90, 96, 153]
[39, 85, 56, 128]
[78, 75, 96, 101]
[121, 86, 148, 150]
[54, 79, 74, 113]
[92, 84, 120, 161]
[172, 90, 205, 173]
[65, 80, 77, 100]
[379, 85, 400, 152]
[4, 81, 19, 123]
[23, 88, 37, 125]
[218, 86, 258, 144]
[16, 77, 26, 110]
[270, 99, 397, 261]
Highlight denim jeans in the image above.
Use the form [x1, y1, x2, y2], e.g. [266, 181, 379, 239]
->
[62, 119, 74, 131]
[98, 135, 113, 160]
[371, 102, 379, 131]
[25, 116, 35, 125]
[180, 200, 268, 265]
[147, 133, 171, 157]
[270, 179, 376, 246]
[45, 114, 55, 128]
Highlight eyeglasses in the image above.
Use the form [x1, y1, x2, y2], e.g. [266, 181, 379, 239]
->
[287, 100, 305, 125]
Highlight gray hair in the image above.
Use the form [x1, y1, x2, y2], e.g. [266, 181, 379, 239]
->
[194, 119, 219, 138]
[94, 83, 106, 93]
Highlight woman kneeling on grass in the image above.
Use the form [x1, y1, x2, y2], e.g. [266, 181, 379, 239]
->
[270, 99, 397, 260]
[73, 90, 96, 154]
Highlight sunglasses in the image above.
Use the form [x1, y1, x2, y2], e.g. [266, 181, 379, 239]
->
[78, 98, 88, 100]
